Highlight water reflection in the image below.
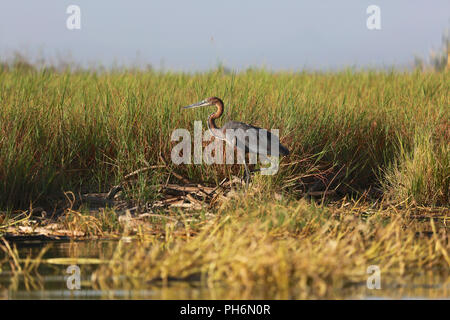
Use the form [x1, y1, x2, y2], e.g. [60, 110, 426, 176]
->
[0, 240, 448, 299]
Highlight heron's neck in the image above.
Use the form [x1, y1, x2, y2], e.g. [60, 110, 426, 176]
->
[207, 101, 225, 139]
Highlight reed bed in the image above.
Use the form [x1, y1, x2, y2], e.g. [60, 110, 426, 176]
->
[0, 63, 448, 210]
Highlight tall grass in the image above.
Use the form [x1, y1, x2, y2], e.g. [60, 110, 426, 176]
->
[383, 130, 449, 206]
[0, 62, 448, 209]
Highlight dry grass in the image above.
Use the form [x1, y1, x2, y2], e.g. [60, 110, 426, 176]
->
[1, 191, 448, 298]
[91, 191, 449, 299]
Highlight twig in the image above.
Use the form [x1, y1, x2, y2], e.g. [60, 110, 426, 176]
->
[124, 165, 166, 180]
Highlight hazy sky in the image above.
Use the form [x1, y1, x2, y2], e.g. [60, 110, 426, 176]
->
[0, 1, 449, 71]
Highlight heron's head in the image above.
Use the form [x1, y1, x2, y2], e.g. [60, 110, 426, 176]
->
[182, 97, 222, 109]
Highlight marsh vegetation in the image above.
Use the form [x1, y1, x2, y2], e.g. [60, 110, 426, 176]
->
[0, 61, 448, 299]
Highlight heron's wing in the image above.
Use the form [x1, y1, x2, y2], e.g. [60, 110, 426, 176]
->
[222, 121, 260, 153]
[222, 121, 289, 156]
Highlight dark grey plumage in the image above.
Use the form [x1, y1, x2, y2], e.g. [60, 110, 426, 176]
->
[221, 121, 290, 157]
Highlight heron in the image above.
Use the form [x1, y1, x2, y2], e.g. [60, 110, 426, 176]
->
[182, 97, 289, 184]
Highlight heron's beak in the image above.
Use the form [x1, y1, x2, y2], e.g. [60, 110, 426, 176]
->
[182, 100, 211, 109]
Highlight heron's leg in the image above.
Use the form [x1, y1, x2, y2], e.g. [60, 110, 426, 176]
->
[243, 160, 251, 185]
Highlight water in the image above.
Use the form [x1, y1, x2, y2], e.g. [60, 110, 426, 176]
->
[0, 240, 229, 299]
[0, 240, 448, 300]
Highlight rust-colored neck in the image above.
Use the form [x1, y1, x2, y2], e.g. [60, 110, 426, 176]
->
[207, 99, 224, 130]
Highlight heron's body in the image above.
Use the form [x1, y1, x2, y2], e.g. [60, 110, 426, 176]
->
[183, 97, 289, 183]
[220, 121, 290, 157]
